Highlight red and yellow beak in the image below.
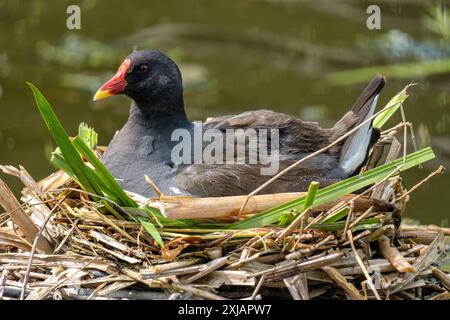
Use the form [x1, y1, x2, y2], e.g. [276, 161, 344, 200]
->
[93, 58, 131, 101]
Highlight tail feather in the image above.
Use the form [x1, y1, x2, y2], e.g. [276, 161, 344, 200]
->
[338, 75, 386, 174]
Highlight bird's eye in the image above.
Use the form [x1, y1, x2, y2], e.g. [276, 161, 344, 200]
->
[137, 64, 149, 72]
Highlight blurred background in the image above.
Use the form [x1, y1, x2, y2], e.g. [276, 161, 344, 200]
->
[0, 0, 449, 225]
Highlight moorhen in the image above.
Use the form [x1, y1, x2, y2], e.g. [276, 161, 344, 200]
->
[93, 49, 385, 198]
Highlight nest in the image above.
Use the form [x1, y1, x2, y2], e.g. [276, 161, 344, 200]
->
[0, 161, 448, 300]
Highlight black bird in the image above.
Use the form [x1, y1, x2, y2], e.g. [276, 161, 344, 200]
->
[94, 49, 385, 198]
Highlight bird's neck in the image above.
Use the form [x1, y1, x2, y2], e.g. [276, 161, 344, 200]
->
[128, 99, 191, 137]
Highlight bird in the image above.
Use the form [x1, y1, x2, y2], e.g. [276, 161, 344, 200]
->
[93, 49, 385, 198]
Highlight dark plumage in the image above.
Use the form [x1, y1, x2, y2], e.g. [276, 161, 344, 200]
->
[94, 49, 385, 198]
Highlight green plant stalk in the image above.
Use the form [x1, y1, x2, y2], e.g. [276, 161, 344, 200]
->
[373, 88, 409, 129]
[140, 219, 164, 247]
[50, 151, 77, 180]
[125, 207, 197, 229]
[78, 123, 98, 150]
[311, 218, 381, 232]
[303, 181, 319, 211]
[279, 181, 319, 226]
[102, 201, 126, 220]
[278, 211, 296, 226]
[321, 206, 350, 224]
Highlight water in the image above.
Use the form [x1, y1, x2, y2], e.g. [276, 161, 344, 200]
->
[0, 0, 449, 225]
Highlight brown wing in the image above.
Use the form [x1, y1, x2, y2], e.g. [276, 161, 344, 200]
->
[176, 109, 357, 197]
[175, 154, 347, 197]
[204, 109, 352, 155]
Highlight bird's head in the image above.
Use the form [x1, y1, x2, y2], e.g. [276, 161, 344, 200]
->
[93, 49, 183, 109]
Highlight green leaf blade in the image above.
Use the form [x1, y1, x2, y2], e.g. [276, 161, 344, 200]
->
[72, 136, 137, 208]
[373, 88, 409, 129]
[28, 82, 101, 195]
[140, 220, 164, 247]
[229, 147, 435, 229]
